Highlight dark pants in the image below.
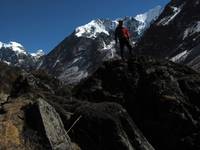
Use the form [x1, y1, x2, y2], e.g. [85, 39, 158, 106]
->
[119, 39, 133, 59]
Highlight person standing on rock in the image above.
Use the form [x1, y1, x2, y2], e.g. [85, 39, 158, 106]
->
[115, 20, 133, 60]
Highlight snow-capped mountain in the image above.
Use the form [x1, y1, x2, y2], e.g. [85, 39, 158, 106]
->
[31, 49, 45, 61]
[0, 41, 45, 69]
[136, 0, 200, 71]
[75, 5, 163, 40]
[0, 41, 27, 55]
[135, 5, 163, 34]
[39, 6, 162, 84]
[75, 19, 110, 39]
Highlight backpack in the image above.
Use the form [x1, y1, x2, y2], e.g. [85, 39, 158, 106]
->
[116, 27, 130, 40]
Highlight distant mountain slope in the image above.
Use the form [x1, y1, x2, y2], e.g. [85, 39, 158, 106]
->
[0, 41, 45, 70]
[136, 0, 200, 71]
[39, 6, 163, 84]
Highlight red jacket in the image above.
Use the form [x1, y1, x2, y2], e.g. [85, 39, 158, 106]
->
[115, 26, 131, 42]
[122, 28, 130, 39]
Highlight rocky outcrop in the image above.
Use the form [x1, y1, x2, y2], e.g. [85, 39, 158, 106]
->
[74, 56, 200, 150]
[56, 100, 155, 150]
[0, 97, 73, 150]
[27, 98, 73, 150]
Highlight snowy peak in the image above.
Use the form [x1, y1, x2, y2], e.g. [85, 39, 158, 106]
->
[135, 5, 163, 34]
[0, 41, 27, 55]
[74, 6, 163, 39]
[135, 5, 163, 24]
[75, 19, 110, 39]
[31, 49, 45, 60]
[0, 41, 45, 69]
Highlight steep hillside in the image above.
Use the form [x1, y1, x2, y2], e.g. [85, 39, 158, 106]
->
[136, 0, 200, 71]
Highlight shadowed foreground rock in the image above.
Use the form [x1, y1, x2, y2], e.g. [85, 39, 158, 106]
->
[57, 100, 155, 150]
[74, 56, 200, 150]
[1, 55, 200, 150]
[0, 62, 155, 150]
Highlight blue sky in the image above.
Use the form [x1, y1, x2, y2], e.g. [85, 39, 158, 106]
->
[0, 0, 169, 53]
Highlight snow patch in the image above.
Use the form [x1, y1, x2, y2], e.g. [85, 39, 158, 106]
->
[31, 49, 45, 62]
[71, 57, 82, 64]
[64, 57, 83, 69]
[170, 50, 191, 62]
[0, 42, 3, 49]
[3, 60, 11, 65]
[75, 19, 109, 39]
[37, 60, 44, 69]
[18, 59, 25, 64]
[100, 41, 116, 59]
[52, 59, 60, 68]
[101, 41, 115, 51]
[183, 21, 200, 39]
[157, 5, 183, 26]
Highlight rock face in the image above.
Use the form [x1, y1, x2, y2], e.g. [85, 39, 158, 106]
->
[74, 56, 200, 150]
[58, 100, 155, 150]
[136, 0, 200, 71]
[28, 98, 73, 150]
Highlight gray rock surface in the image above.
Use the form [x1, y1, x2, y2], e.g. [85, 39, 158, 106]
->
[38, 98, 72, 150]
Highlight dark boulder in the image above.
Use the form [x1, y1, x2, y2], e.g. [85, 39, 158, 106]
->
[56, 100, 154, 150]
